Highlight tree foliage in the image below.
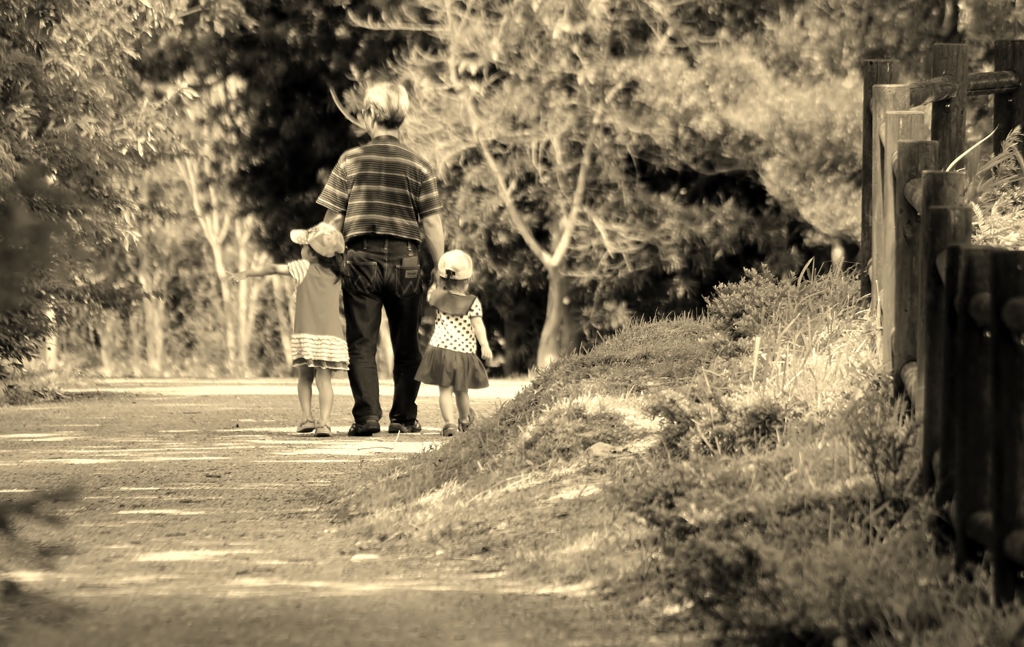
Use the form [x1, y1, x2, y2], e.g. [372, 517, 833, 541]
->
[13, 0, 1024, 377]
[0, 0, 168, 379]
[140, 0, 410, 260]
[346, 0, 818, 363]
[331, 0, 1023, 371]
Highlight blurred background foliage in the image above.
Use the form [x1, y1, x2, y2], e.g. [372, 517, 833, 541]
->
[2, 0, 1021, 382]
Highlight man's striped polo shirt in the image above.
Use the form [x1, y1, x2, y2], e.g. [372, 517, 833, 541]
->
[316, 135, 443, 243]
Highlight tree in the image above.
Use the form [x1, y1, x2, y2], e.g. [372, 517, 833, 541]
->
[352, 0, 681, 366]
[140, 0, 409, 258]
[350, 0, 809, 365]
[343, 0, 998, 371]
[0, 0, 183, 383]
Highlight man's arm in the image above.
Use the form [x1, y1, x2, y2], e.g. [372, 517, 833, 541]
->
[324, 210, 343, 230]
[420, 213, 444, 267]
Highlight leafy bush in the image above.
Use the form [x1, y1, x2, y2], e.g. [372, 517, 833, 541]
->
[612, 459, 701, 545]
[704, 265, 795, 339]
[837, 379, 919, 503]
[0, 190, 59, 389]
[705, 262, 866, 341]
[971, 126, 1024, 250]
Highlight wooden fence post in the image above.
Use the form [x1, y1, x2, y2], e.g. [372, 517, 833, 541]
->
[990, 250, 1024, 605]
[950, 246, 995, 568]
[882, 112, 927, 376]
[860, 60, 901, 297]
[918, 175, 971, 492]
[893, 139, 937, 401]
[994, 41, 1024, 154]
[871, 86, 913, 372]
[931, 44, 969, 170]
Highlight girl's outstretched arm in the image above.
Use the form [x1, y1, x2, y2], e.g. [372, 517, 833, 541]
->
[470, 317, 493, 362]
[230, 264, 289, 283]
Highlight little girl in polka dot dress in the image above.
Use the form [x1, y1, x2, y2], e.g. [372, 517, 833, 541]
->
[415, 250, 493, 437]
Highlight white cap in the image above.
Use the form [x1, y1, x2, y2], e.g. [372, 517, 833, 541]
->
[290, 222, 345, 257]
[438, 249, 473, 281]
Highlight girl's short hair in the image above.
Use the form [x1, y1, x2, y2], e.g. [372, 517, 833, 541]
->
[440, 276, 469, 292]
[364, 83, 409, 129]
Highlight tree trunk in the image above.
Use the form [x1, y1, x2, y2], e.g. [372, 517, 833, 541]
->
[136, 236, 165, 376]
[142, 296, 165, 376]
[234, 218, 268, 377]
[537, 264, 570, 369]
[42, 307, 58, 371]
[560, 300, 584, 357]
[128, 303, 144, 377]
[236, 222, 250, 376]
[239, 275, 265, 378]
[210, 246, 238, 375]
[98, 310, 122, 378]
[180, 158, 237, 376]
[831, 239, 847, 272]
[271, 275, 293, 372]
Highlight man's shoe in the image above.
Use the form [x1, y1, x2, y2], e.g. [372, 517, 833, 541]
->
[347, 420, 380, 437]
[388, 420, 422, 434]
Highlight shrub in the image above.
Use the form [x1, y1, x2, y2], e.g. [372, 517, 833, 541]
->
[970, 126, 1024, 250]
[612, 459, 701, 546]
[836, 377, 919, 504]
[705, 265, 795, 339]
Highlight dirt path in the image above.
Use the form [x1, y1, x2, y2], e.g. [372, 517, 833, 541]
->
[0, 380, 688, 647]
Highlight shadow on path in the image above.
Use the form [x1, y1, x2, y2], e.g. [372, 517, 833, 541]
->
[0, 384, 689, 647]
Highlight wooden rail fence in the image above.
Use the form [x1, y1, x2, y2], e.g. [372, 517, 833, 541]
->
[863, 40, 1024, 606]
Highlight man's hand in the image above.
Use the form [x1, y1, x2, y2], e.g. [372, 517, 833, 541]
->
[229, 271, 248, 284]
[324, 210, 344, 230]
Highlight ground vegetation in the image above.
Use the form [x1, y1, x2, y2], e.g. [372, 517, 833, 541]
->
[328, 254, 1023, 645]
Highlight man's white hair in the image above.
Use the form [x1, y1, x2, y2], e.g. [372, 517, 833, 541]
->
[364, 82, 409, 129]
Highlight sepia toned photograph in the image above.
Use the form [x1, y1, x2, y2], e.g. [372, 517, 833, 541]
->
[2, 1, 1024, 645]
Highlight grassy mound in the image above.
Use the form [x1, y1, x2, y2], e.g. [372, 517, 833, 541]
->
[332, 264, 1024, 646]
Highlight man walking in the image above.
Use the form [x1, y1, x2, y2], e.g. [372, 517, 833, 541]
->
[317, 82, 445, 436]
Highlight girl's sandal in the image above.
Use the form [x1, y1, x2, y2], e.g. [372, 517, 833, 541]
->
[441, 423, 458, 437]
[314, 422, 332, 438]
[296, 419, 317, 433]
[458, 408, 477, 433]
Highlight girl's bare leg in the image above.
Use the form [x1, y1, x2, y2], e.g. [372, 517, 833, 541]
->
[455, 390, 472, 425]
[314, 368, 334, 425]
[438, 385, 456, 425]
[297, 365, 315, 421]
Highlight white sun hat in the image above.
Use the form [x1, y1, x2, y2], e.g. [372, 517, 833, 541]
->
[438, 249, 473, 280]
[290, 222, 345, 257]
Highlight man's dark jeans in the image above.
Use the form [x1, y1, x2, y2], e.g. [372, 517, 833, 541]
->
[342, 237, 424, 426]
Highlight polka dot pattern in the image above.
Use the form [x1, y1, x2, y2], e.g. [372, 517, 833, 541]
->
[429, 297, 482, 354]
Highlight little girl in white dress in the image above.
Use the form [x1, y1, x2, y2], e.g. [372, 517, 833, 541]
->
[232, 222, 349, 437]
